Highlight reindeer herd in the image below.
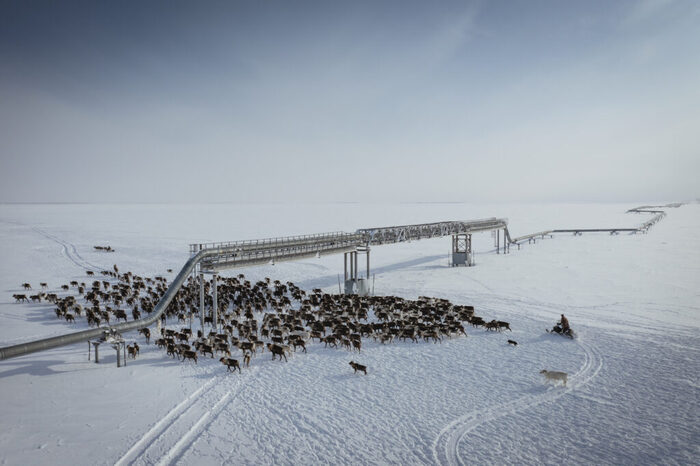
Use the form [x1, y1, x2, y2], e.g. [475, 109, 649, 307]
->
[11, 268, 513, 375]
[13, 269, 168, 330]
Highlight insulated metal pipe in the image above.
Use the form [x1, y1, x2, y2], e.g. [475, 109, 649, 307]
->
[0, 248, 218, 361]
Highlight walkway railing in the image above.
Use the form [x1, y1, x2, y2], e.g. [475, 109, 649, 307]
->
[358, 218, 508, 245]
[193, 232, 364, 272]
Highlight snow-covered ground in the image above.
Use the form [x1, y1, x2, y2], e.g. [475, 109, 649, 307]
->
[0, 202, 698, 465]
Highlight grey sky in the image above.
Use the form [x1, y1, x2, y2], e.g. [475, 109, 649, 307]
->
[1, 0, 698, 203]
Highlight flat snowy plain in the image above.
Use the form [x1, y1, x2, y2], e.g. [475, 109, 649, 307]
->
[0, 202, 698, 465]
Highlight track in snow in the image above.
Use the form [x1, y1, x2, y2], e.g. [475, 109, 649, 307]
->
[30, 226, 102, 271]
[115, 371, 244, 466]
[431, 337, 603, 466]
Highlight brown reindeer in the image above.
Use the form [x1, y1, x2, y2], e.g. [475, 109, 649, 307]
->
[220, 357, 241, 373]
[182, 350, 198, 364]
[139, 327, 151, 344]
[127, 343, 140, 359]
[349, 361, 367, 375]
[267, 343, 288, 362]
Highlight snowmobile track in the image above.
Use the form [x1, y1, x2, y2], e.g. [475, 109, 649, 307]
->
[115, 373, 243, 466]
[431, 337, 603, 466]
[31, 227, 102, 271]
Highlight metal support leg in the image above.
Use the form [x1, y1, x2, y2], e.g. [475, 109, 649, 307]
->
[468, 234, 472, 266]
[344, 253, 348, 281]
[212, 273, 218, 332]
[350, 252, 355, 281]
[366, 248, 370, 280]
[199, 272, 205, 330]
[92, 342, 100, 363]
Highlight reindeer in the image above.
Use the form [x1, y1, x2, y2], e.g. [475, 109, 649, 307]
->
[139, 327, 151, 344]
[349, 361, 367, 375]
[267, 343, 288, 362]
[182, 350, 198, 364]
[220, 357, 241, 373]
[127, 343, 140, 359]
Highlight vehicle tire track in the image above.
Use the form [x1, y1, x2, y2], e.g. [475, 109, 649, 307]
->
[30, 227, 101, 271]
[114, 375, 221, 466]
[156, 376, 244, 466]
[432, 338, 603, 466]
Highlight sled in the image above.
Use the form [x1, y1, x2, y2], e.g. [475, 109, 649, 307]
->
[546, 326, 575, 339]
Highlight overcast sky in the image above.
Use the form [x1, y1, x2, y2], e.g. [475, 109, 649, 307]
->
[1, 0, 698, 203]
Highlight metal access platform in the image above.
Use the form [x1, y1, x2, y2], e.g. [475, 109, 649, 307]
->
[357, 218, 509, 245]
[191, 232, 363, 272]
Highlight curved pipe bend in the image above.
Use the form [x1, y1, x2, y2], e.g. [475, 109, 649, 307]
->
[0, 249, 218, 361]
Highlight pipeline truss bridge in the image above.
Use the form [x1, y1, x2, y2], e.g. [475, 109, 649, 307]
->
[0, 204, 675, 362]
[191, 217, 510, 273]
